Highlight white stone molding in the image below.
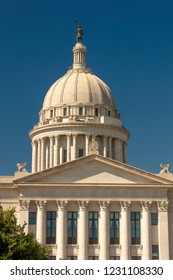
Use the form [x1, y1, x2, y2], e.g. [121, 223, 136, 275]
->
[99, 201, 110, 211]
[141, 201, 152, 212]
[19, 200, 30, 211]
[78, 200, 89, 210]
[157, 201, 169, 211]
[56, 200, 68, 210]
[120, 201, 131, 211]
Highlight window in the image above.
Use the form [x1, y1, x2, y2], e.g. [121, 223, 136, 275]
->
[108, 110, 111, 117]
[67, 256, 77, 260]
[89, 256, 99, 260]
[63, 149, 67, 163]
[46, 211, 56, 244]
[63, 107, 67, 116]
[78, 149, 84, 158]
[49, 256, 56, 260]
[110, 256, 120, 260]
[89, 211, 98, 244]
[110, 212, 119, 244]
[152, 245, 159, 259]
[151, 213, 158, 226]
[68, 211, 77, 244]
[131, 212, 140, 244]
[29, 212, 36, 225]
[95, 108, 99, 116]
[50, 109, 53, 118]
[131, 256, 141, 260]
[79, 107, 83, 115]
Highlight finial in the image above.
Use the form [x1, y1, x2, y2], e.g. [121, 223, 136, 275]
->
[76, 25, 83, 43]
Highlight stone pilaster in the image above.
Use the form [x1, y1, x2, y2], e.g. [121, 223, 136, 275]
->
[141, 201, 152, 260]
[85, 134, 90, 156]
[37, 139, 41, 171]
[103, 136, 107, 157]
[32, 141, 37, 173]
[99, 201, 110, 260]
[78, 201, 89, 260]
[41, 138, 45, 170]
[49, 136, 54, 168]
[72, 134, 77, 160]
[108, 137, 112, 159]
[157, 201, 169, 259]
[67, 135, 71, 162]
[54, 136, 59, 166]
[120, 201, 131, 260]
[56, 201, 68, 260]
[19, 200, 30, 234]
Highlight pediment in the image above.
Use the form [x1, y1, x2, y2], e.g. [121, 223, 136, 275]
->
[14, 155, 173, 186]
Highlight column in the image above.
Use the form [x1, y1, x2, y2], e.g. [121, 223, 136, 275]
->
[99, 201, 110, 260]
[72, 134, 77, 160]
[67, 135, 71, 162]
[103, 136, 107, 157]
[37, 139, 41, 171]
[123, 142, 127, 163]
[56, 201, 68, 260]
[36, 200, 47, 244]
[141, 201, 152, 260]
[32, 141, 37, 173]
[109, 137, 112, 159]
[49, 136, 54, 168]
[60, 147, 63, 164]
[54, 136, 59, 166]
[157, 201, 169, 259]
[120, 201, 131, 260]
[19, 200, 30, 234]
[85, 134, 90, 156]
[41, 138, 45, 171]
[78, 201, 89, 260]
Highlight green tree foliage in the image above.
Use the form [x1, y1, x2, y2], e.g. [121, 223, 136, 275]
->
[0, 207, 50, 260]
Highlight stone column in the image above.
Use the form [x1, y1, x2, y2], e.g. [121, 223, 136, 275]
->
[120, 201, 131, 260]
[141, 201, 152, 260]
[32, 141, 37, 173]
[49, 136, 54, 168]
[123, 142, 127, 163]
[67, 135, 71, 162]
[78, 201, 89, 260]
[36, 200, 47, 244]
[115, 138, 121, 161]
[41, 138, 45, 171]
[103, 136, 107, 157]
[56, 201, 68, 260]
[19, 200, 30, 234]
[37, 139, 41, 172]
[72, 134, 77, 160]
[60, 147, 63, 164]
[99, 201, 110, 260]
[109, 137, 112, 159]
[157, 201, 169, 259]
[85, 135, 90, 156]
[54, 136, 59, 166]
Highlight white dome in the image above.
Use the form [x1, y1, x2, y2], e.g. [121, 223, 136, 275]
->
[42, 68, 116, 110]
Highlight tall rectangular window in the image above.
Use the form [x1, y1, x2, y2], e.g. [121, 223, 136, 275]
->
[151, 213, 158, 226]
[46, 211, 56, 244]
[63, 107, 67, 116]
[68, 211, 77, 244]
[95, 108, 99, 116]
[89, 211, 98, 244]
[79, 107, 83, 115]
[63, 149, 67, 163]
[131, 212, 140, 244]
[110, 212, 119, 244]
[152, 245, 159, 259]
[29, 212, 36, 225]
[78, 149, 84, 158]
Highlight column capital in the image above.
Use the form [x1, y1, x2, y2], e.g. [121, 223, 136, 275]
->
[120, 201, 131, 211]
[36, 200, 47, 210]
[157, 201, 169, 211]
[78, 200, 89, 210]
[141, 201, 152, 212]
[56, 200, 68, 210]
[99, 201, 110, 211]
[20, 200, 30, 211]
[49, 135, 54, 140]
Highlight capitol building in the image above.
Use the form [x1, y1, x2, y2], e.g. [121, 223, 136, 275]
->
[0, 28, 173, 260]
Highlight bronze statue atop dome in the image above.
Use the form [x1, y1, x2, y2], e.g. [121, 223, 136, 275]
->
[76, 25, 83, 43]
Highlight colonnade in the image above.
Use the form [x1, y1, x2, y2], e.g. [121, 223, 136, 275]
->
[32, 134, 127, 173]
[19, 200, 169, 260]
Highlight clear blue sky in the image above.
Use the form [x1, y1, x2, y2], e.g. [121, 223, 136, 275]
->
[0, 0, 173, 175]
